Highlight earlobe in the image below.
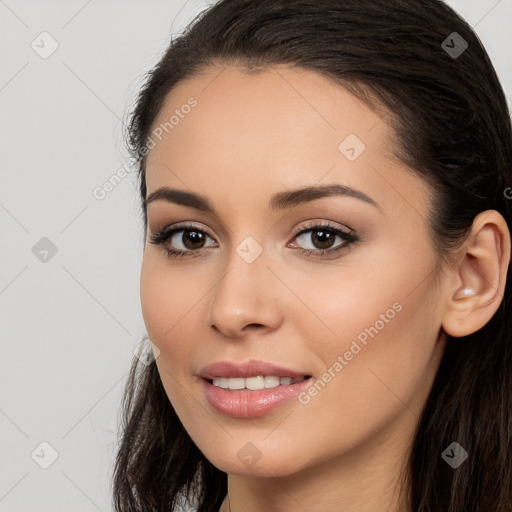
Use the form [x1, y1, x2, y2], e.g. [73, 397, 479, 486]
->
[442, 210, 511, 338]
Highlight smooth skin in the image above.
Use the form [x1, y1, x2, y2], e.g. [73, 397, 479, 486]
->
[140, 64, 510, 512]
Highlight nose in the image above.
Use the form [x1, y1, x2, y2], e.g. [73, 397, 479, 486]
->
[207, 248, 283, 339]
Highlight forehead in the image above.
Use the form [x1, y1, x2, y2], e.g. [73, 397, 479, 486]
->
[148, 63, 390, 157]
[145, 64, 431, 218]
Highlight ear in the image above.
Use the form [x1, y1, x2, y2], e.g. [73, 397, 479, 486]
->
[441, 210, 511, 338]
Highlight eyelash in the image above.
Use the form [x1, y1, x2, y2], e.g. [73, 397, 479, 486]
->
[148, 221, 359, 260]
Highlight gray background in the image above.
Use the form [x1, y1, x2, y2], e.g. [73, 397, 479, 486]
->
[0, 1, 511, 510]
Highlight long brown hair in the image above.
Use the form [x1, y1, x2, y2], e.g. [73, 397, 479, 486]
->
[113, 1, 512, 510]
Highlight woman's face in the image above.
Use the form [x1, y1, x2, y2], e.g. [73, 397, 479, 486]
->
[140, 64, 448, 477]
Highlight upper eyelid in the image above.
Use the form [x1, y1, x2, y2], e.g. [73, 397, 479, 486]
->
[164, 220, 350, 235]
[291, 220, 353, 235]
[164, 222, 216, 240]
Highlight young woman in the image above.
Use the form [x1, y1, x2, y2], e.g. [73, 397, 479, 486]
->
[112, 1, 512, 511]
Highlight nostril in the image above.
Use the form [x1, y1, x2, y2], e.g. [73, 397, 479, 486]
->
[244, 323, 264, 330]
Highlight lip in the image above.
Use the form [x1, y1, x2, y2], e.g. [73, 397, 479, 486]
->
[198, 360, 310, 379]
[198, 360, 312, 418]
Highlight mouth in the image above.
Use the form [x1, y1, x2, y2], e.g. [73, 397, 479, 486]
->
[205, 375, 312, 391]
[198, 360, 314, 418]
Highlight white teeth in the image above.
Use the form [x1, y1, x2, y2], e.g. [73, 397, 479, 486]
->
[214, 377, 229, 389]
[264, 376, 280, 388]
[228, 377, 245, 390]
[246, 376, 265, 390]
[212, 375, 306, 390]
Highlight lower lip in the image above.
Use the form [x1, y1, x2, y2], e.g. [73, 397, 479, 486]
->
[201, 377, 312, 418]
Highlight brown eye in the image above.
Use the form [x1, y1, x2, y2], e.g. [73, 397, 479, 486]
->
[149, 223, 217, 259]
[308, 229, 337, 250]
[166, 228, 216, 252]
[181, 230, 207, 250]
[293, 225, 357, 253]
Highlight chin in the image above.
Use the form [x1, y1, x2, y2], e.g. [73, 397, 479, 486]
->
[201, 443, 308, 478]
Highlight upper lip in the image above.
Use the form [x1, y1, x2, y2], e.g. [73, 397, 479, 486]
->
[198, 360, 311, 379]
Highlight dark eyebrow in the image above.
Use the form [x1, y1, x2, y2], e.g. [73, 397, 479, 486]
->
[269, 183, 379, 210]
[145, 183, 379, 213]
[145, 187, 214, 212]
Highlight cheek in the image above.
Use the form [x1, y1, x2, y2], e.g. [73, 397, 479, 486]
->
[140, 257, 202, 415]
[289, 245, 441, 407]
[140, 259, 173, 343]
[282, 257, 418, 355]
[266, 270, 441, 470]
[140, 255, 206, 346]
